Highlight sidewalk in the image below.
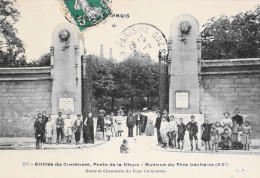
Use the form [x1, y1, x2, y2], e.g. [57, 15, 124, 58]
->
[0, 137, 106, 150]
[149, 139, 260, 155]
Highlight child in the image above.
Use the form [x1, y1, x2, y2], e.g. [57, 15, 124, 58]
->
[231, 120, 239, 149]
[223, 123, 232, 136]
[242, 121, 251, 151]
[210, 124, 219, 152]
[45, 116, 54, 144]
[221, 128, 231, 150]
[34, 115, 46, 149]
[160, 116, 169, 149]
[168, 115, 177, 148]
[215, 122, 223, 149]
[177, 118, 186, 150]
[221, 112, 233, 128]
[201, 117, 212, 151]
[74, 114, 82, 145]
[64, 114, 73, 144]
[120, 139, 129, 154]
[237, 124, 243, 149]
[186, 115, 200, 151]
[105, 115, 112, 141]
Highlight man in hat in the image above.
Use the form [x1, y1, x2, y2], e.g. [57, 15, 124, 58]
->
[154, 110, 162, 145]
[232, 108, 244, 126]
[34, 113, 47, 149]
[56, 112, 64, 144]
[97, 109, 105, 138]
[74, 114, 83, 144]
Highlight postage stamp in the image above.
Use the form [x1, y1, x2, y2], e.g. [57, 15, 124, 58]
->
[115, 23, 168, 61]
[60, 0, 112, 31]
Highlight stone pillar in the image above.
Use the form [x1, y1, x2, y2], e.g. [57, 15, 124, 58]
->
[51, 23, 83, 115]
[169, 14, 201, 114]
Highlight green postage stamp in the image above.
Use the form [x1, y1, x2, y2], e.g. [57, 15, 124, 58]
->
[61, 0, 112, 31]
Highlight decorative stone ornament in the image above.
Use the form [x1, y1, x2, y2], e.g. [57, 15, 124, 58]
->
[59, 29, 70, 50]
[178, 21, 192, 44]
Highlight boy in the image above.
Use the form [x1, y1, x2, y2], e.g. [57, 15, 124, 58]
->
[186, 115, 200, 151]
[120, 139, 129, 154]
[177, 118, 186, 150]
[64, 114, 73, 144]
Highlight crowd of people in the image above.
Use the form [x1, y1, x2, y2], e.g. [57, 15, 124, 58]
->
[33, 108, 252, 152]
[154, 108, 252, 152]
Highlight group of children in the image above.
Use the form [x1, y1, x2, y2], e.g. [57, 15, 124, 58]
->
[34, 113, 83, 149]
[158, 111, 252, 152]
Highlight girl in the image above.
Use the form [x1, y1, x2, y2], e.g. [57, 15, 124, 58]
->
[221, 112, 233, 128]
[111, 112, 118, 137]
[237, 124, 243, 149]
[105, 115, 112, 141]
[116, 112, 124, 136]
[45, 116, 54, 144]
[210, 124, 219, 152]
[168, 115, 177, 148]
[242, 121, 251, 151]
[160, 116, 169, 149]
[201, 117, 212, 151]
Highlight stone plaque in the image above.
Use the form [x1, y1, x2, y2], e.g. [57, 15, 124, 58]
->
[176, 92, 189, 108]
[59, 98, 74, 112]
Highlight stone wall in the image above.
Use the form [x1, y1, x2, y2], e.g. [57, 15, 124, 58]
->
[200, 58, 260, 138]
[0, 67, 52, 137]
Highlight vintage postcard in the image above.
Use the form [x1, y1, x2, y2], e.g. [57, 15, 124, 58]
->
[0, 0, 260, 178]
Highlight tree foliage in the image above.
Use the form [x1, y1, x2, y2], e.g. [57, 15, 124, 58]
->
[202, 5, 260, 60]
[27, 53, 51, 67]
[91, 56, 159, 112]
[0, 0, 26, 67]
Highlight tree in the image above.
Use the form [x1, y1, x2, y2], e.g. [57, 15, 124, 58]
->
[0, 0, 26, 67]
[202, 5, 260, 60]
[27, 53, 51, 67]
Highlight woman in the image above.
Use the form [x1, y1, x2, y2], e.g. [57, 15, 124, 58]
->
[145, 111, 154, 136]
[126, 112, 136, 137]
[84, 112, 94, 144]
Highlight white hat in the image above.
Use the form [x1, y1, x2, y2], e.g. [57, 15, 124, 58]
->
[143, 107, 148, 111]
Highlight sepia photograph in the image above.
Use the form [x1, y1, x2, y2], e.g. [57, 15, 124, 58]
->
[0, 0, 260, 177]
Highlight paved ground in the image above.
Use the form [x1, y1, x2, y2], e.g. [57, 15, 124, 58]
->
[0, 119, 260, 178]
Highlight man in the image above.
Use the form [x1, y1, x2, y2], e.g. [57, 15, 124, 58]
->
[232, 108, 244, 126]
[154, 110, 162, 146]
[135, 112, 141, 136]
[126, 112, 136, 137]
[97, 110, 105, 138]
[74, 114, 83, 145]
[56, 112, 64, 144]
[84, 112, 94, 144]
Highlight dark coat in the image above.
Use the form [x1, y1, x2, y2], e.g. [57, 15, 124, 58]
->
[232, 114, 243, 126]
[126, 115, 136, 127]
[155, 116, 161, 130]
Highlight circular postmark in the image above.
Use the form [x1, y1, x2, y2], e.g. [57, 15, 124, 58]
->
[115, 23, 168, 61]
[60, 0, 112, 31]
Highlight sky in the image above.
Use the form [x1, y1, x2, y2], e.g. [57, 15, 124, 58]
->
[14, 0, 260, 62]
